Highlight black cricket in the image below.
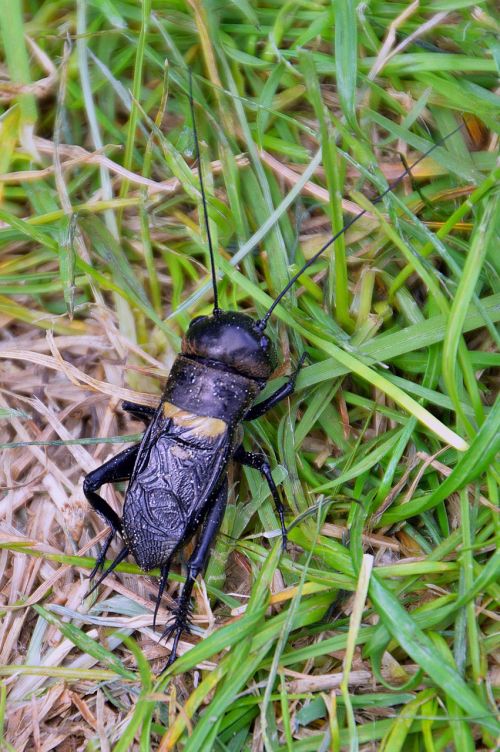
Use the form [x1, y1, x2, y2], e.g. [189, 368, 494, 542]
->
[82, 74, 461, 666]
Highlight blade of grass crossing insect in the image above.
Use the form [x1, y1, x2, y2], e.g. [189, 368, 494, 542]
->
[163, 542, 282, 678]
[442, 196, 497, 428]
[165, 606, 268, 675]
[341, 554, 374, 752]
[369, 574, 500, 736]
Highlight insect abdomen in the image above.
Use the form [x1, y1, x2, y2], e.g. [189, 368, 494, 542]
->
[121, 356, 259, 571]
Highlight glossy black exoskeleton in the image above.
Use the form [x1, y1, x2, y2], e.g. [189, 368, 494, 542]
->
[82, 73, 462, 666]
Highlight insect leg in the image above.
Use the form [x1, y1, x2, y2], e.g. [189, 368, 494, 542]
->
[83, 443, 140, 578]
[244, 353, 306, 421]
[85, 545, 129, 598]
[161, 479, 228, 668]
[233, 446, 287, 550]
[152, 562, 171, 630]
[121, 401, 157, 425]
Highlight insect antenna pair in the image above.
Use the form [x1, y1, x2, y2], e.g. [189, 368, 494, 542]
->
[185, 69, 463, 327]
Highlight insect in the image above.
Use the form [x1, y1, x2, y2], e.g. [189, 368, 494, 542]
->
[82, 73, 461, 667]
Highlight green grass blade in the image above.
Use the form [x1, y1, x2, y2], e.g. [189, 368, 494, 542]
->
[369, 575, 499, 736]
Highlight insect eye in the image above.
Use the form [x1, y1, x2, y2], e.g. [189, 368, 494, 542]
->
[260, 336, 269, 349]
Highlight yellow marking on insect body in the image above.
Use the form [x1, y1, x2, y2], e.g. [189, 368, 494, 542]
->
[162, 401, 227, 437]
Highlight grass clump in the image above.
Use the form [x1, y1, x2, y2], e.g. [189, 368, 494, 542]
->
[0, 1, 498, 750]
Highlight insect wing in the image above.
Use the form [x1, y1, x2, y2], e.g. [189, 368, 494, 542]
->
[122, 406, 231, 571]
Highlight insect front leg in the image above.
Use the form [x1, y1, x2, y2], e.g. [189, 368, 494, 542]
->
[233, 446, 287, 550]
[161, 479, 228, 668]
[121, 401, 157, 425]
[83, 443, 140, 579]
[244, 352, 306, 421]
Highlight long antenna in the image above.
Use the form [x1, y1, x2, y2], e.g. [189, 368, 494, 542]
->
[188, 70, 220, 314]
[257, 124, 463, 330]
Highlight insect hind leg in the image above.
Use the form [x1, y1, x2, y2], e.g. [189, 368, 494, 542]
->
[83, 443, 140, 578]
[161, 480, 228, 669]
